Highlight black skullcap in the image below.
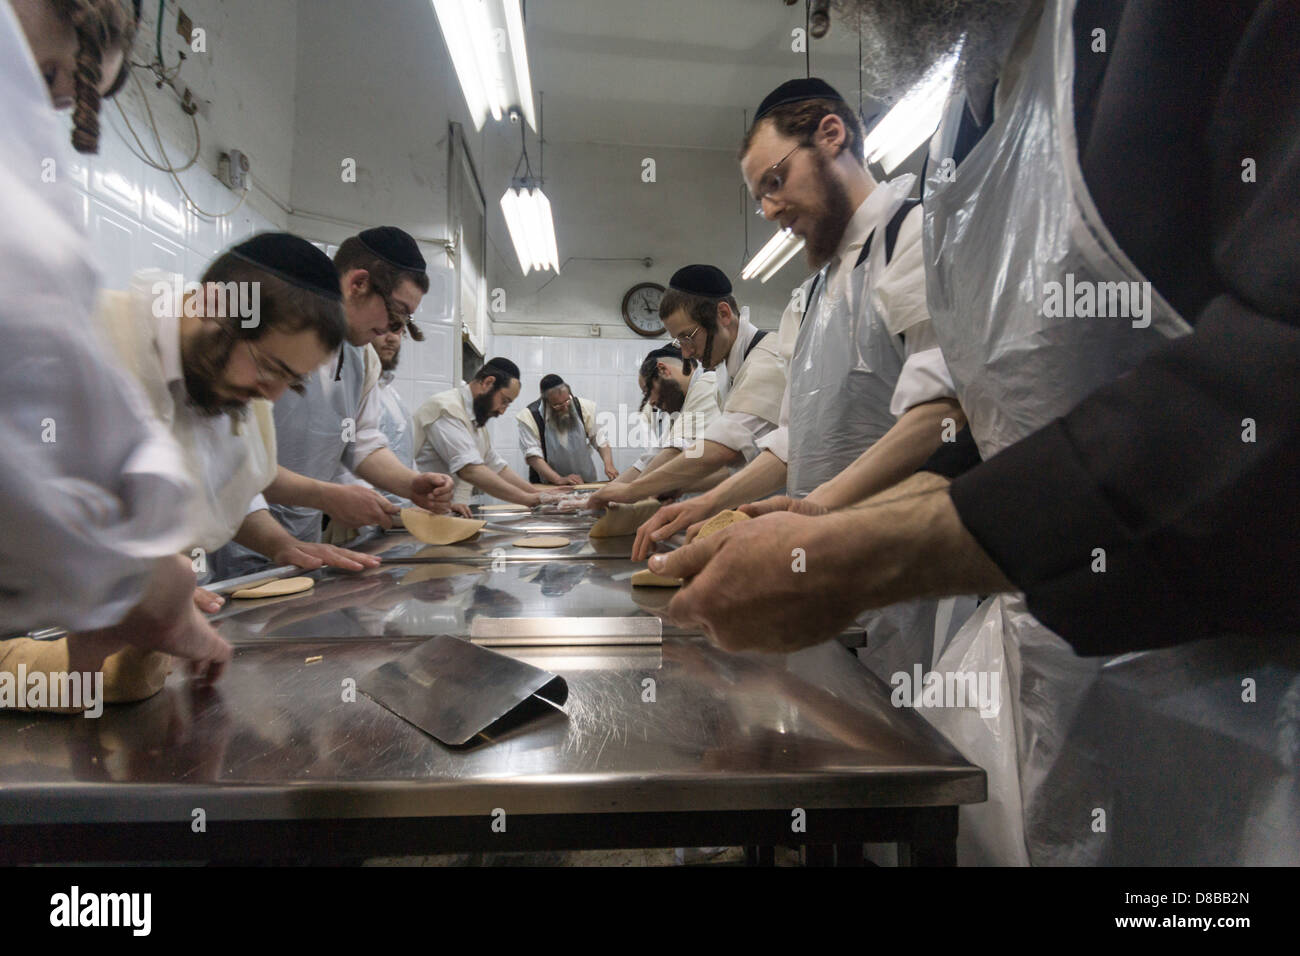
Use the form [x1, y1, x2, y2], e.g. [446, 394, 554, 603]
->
[539, 373, 566, 393]
[229, 232, 342, 301]
[753, 77, 847, 124]
[358, 226, 427, 273]
[479, 357, 521, 383]
[669, 264, 732, 298]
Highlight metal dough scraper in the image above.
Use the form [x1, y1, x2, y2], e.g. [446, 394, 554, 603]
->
[358, 635, 568, 746]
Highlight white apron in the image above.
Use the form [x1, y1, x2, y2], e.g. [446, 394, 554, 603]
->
[789, 175, 973, 682]
[921, 0, 1299, 865]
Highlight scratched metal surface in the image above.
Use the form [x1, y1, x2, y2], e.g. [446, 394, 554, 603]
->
[204, 558, 689, 641]
[0, 502, 984, 827]
[0, 636, 984, 824]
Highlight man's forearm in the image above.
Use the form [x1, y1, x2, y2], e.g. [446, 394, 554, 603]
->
[810, 399, 966, 511]
[597, 443, 615, 470]
[526, 455, 564, 484]
[698, 451, 789, 511]
[263, 466, 327, 511]
[459, 464, 537, 506]
[827, 475, 1013, 608]
[355, 447, 416, 499]
[501, 466, 540, 495]
[232, 509, 292, 560]
[621, 441, 738, 499]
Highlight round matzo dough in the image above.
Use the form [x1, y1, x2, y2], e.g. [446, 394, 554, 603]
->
[231, 576, 316, 599]
[512, 536, 571, 549]
[695, 509, 751, 541]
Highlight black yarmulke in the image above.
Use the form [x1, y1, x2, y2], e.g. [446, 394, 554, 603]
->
[358, 226, 427, 273]
[754, 77, 846, 123]
[669, 264, 732, 298]
[229, 232, 342, 301]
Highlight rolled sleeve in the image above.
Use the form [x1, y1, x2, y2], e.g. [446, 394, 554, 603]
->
[756, 425, 790, 463]
[517, 415, 543, 461]
[426, 417, 484, 475]
[701, 410, 772, 462]
[890, 344, 957, 417]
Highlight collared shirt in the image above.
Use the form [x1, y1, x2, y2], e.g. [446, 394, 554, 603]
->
[516, 394, 602, 461]
[631, 367, 721, 471]
[418, 383, 509, 476]
[700, 314, 785, 461]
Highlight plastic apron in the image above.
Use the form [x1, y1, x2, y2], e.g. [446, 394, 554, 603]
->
[788, 175, 973, 683]
[542, 406, 598, 483]
[920, 0, 1299, 865]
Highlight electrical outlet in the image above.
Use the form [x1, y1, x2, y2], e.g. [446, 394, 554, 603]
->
[176, 10, 194, 42]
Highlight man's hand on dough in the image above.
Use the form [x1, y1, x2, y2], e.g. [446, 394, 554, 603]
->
[273, 541, 381, 572]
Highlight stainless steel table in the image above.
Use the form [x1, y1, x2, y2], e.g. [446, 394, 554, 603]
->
[0, 514, 984, 864]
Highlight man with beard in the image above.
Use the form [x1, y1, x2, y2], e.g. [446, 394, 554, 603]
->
[213, 226, 455, 577]
[93, 233, 383, 612]
[516, 374, 618, 485]
[655, 0, 1300, 865]
[597, 345, 724, 500]
[590, 265, 786, 507]
[413, 358, 546, 508]
[633, 79, 964, 571]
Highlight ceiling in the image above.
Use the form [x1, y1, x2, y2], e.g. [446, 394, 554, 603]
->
[518, 0, 891, 150]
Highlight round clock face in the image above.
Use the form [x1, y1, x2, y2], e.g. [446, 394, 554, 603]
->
[622, 282, 666, 337]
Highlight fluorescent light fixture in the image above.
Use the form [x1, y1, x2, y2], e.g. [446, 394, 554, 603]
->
[862, 47, 960, 174]
[432, 0, 537, 130]
[741, 227, 805, 283]
[500, 183, 560, 275]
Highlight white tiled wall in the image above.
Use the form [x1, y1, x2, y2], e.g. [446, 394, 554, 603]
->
[69, 118, 459, 425]
[68, 118, 282, 294]
[484, 333, 667, 478]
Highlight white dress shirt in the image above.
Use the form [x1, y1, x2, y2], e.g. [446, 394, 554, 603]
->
[0, 3, 192, 633]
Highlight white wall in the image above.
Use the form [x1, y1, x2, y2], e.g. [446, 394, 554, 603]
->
[72, 2, 291, 292]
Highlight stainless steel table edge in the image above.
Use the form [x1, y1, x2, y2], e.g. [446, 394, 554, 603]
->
[0, 768, 986, 825]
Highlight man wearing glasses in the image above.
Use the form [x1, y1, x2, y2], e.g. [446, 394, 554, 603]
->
[213, 226, 455, 580]
[92, 233, 386, 613]
[589, 265, 785, 508]
[635, 80, 964, 567]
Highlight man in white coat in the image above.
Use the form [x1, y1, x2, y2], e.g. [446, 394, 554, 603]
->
[516, 375, 618, 485]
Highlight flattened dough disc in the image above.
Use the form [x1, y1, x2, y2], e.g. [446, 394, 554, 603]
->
[589, 498, 663, 538]
[478, 504, 523, 512]
[631, 568, 683, 588]
[401, 508, 486, 545]
[512, 535, 570, 549]
[231, 576, 316, 599]
[695, 509, 750, 541]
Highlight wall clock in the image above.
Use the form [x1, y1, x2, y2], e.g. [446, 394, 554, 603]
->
[621, 282, 667, 337]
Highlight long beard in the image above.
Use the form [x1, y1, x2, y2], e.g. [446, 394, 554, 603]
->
[805, 150, 856, 269]
[656, 378, 686, 415]
[181, 329, 248, 420]
[473, 389, 495, 428]
[833, 0, 1031, 103]
[549, 407, 577, 433]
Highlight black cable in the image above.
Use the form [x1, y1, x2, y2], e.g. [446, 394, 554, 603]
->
[805, 0, 811, 77]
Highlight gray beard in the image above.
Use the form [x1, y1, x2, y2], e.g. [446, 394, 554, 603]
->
[833, 0, 1032, 104]
[548, 408, 577, 433]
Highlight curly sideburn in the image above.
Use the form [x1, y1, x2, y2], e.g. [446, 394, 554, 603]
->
[50, 0, 137, 154]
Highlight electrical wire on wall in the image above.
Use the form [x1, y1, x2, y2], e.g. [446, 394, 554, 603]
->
[115, 0, 249, 220]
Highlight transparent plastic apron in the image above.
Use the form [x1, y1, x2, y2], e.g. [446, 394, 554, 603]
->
[789, 175, 971, 682]
[921, 0, 1298, 864]
[375, 375, 414, 505]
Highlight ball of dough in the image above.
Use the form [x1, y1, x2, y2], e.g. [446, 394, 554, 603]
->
[694, 509, 751, 541]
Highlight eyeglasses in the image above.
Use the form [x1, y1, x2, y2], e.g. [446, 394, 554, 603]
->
[752, 141, 808, 215]
[245, 339, 309, 393]
[381, 292, 415, 335]
[671, 326, 705, 352]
